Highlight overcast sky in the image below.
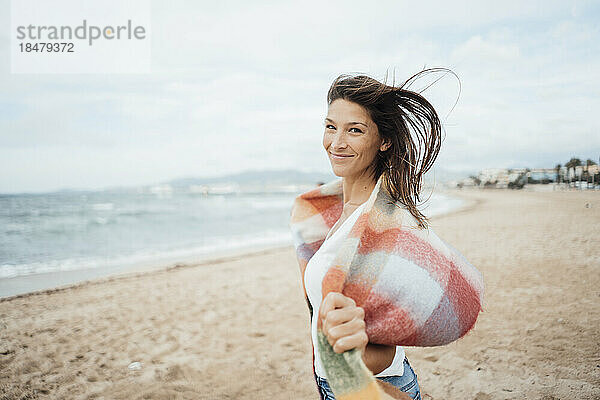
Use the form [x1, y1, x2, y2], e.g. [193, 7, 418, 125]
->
[1, 0, 599, 193]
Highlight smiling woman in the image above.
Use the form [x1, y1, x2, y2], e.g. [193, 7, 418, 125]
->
[289, 68, 484, 400]
[323, 70, 444, 230]
[324, 100, 391, 189]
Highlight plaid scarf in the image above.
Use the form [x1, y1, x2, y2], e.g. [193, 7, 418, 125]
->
[289, 174, 484, 399]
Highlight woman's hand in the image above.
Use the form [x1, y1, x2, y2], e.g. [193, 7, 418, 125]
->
[318, 292, 368, 356]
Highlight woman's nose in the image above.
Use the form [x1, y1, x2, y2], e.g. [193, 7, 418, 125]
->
[331, 133, 348, 150]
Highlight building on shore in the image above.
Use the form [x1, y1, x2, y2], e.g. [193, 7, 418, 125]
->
[453, 165, 599, 190]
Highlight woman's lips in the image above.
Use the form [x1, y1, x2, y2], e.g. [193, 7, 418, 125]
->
[330, 153, 354, 160]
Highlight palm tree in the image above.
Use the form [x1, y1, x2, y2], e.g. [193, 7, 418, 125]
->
[565, 158, 582, 187]
[565, 158, 582, 169]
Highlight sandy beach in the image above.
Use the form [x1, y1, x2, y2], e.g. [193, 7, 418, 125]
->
[1, 188, 598, 400]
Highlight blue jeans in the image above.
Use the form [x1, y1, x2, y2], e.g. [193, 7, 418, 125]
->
[315, 356, 422, 400]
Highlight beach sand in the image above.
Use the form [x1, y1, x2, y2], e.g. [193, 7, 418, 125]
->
[1, 188, 598, 399]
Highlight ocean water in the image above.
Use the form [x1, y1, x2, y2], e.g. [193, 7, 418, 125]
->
[0, 185, 463, 296]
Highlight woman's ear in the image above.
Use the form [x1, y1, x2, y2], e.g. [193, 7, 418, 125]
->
[380, 139, 391, 152]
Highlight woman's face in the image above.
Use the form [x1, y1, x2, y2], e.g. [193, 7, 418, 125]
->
[323, 98, 389, 178]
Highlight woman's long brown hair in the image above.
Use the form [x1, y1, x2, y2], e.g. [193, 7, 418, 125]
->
[327, 67, 453, 229]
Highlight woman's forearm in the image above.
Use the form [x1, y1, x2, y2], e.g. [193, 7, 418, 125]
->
[361, 342, 396, 375]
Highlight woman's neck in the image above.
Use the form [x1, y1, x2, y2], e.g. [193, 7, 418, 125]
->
[341, 173, 376, 208]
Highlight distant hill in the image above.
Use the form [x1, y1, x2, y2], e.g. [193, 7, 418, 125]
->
[163, 166, 475, 188]
[164, 169, 337, 188]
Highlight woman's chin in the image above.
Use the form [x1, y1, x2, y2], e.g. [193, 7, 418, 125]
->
[330, 166, 347, 177]
[331, 168, 353, 178]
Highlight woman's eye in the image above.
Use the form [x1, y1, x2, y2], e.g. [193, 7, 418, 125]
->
[324, 125, 362, 133]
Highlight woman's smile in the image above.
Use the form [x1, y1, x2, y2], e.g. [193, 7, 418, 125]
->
[330, 152, 355, 160]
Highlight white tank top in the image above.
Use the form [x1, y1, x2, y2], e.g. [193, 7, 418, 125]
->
[304, 201, 405, 378]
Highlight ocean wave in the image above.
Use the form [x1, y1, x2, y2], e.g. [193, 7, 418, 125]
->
[0, 229, 293, 280]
